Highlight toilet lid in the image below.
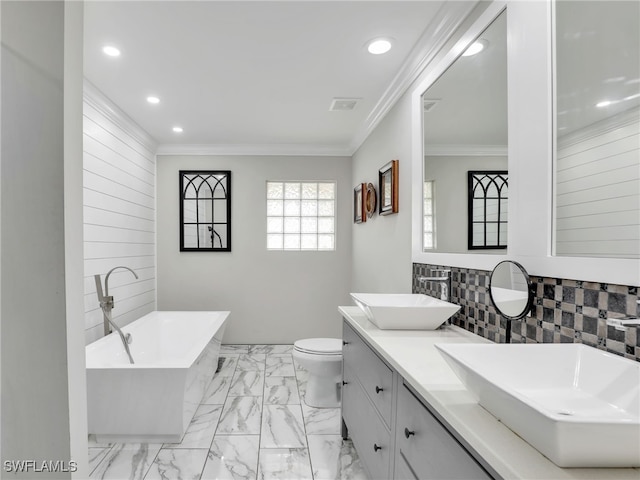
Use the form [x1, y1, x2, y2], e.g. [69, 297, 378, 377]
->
[294, 338, 342, 355]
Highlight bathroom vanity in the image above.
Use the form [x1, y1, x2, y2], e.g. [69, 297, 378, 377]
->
[339, 306, 640, 480]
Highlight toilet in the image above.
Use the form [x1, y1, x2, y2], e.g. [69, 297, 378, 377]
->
[293, 338, 343, 408]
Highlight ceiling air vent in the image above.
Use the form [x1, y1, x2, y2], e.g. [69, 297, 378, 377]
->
[330, 98, 360, 111]
[423, 99, 441, 112]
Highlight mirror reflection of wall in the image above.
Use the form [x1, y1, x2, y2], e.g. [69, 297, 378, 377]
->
[554, 1, 640, 259]
[422, 10, 507, 254]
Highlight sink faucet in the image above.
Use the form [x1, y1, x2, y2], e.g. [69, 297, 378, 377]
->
[418, 269, 452, 302]
[94, 266, 138, 364]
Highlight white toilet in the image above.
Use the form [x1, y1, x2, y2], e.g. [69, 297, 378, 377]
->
[293, 338, 343, 408]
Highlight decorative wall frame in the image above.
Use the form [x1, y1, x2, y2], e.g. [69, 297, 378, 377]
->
[379, 159, 399, 215]
[354, 183, 366, 223]
[467, 170, 508, 250]
[180, 170, 231, 251]
[365, 183, 377, 218]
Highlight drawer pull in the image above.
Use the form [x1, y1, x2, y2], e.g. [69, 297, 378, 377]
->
[373, 443, 382, 452]
[375, 386, 384, 394]
[404, 427, 415, 439]
[342, 341, 349, 345]
[342, 381, 348, 386]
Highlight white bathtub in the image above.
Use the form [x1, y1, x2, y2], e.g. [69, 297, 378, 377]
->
[86, 310, 230, 443]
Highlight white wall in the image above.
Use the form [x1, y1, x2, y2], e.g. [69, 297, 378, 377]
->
[351, 95, 413, 293]
[157, 155, 352, 344]
[83, 83, 157, 344]
[555, 110, 640, 258]
[1, 1, 86, 476]
[425, 155, 507, 253]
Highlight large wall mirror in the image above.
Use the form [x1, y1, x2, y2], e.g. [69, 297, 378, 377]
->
[554, 1, 639, 259]
[422, 10, 507, 254]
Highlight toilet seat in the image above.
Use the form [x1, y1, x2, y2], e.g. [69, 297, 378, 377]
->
[294, 338, 342, 356]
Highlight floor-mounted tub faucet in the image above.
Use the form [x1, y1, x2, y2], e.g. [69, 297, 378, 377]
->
[94, 266, 138, 364]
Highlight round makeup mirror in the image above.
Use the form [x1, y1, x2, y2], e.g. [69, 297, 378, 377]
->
[489, 260, 534, 320]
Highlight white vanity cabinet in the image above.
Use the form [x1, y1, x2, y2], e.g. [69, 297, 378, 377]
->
[342, 321, 396, 479]
[395, 383, 491, 479]
[342, 319, 492, 480]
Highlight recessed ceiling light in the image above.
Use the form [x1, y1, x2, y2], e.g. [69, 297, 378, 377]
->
[172, 126, 183, 133]
[367, 38, 392, 55]
[146, 96, 160, 104]
[462, 39, 488, 57]
[102, 45, 121, 57]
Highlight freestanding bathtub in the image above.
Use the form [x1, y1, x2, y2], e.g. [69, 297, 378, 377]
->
[85, 310, 230, 443]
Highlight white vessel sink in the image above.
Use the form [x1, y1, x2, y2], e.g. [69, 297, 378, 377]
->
[350, 293, 460, 330]
[435, 343, 640, 467]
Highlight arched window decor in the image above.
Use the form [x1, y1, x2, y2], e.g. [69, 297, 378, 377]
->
[180, 170, 231, 251]
[468, 171, 508, 250]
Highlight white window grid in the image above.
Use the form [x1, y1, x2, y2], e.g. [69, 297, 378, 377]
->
[266, 181, 336, 251]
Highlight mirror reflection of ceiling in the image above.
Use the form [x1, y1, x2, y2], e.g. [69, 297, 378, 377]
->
[423, 11, 507, 150]
[556, 1, 640, 137]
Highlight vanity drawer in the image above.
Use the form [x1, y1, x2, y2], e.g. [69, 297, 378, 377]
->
[343, 365, 391, 480]
[395, 384, 491, 479]
[343, 322, 393, 427]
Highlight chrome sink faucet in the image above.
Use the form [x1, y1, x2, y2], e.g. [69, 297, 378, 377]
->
[418, 269, 452, 302]
[94, 266, 138, 364]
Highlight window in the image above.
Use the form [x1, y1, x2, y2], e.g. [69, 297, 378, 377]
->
[266, 181, 336, 250]
[423, 180, 436, 250]
[468, 171, 508, 250]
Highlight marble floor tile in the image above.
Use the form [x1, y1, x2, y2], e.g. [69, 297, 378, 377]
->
[88, 447, 112, 476]
[261, 404, 306, 448]
[221, 345, 250, 354]
[258, 448, 313, 480]
[90, 443, 162, 480]
[201, 435, 260, 480]
[144, 448, 208, 480]
[264, 376, 300, 405]
[217, 355, 239, 376]
[217, 396, 263, 435]
[307, 435, 367, 480]
[202, 374, 233, 404]
[265, 355, 296, 376]
[237, 354, 266, 371]
[166, 404, 222, 449]
[301, 404, 341, 435]
[250, 344, 294, 355]
[229, 370, 265, 396]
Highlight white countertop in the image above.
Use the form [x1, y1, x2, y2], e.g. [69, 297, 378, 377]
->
[339, 306, 640, 480]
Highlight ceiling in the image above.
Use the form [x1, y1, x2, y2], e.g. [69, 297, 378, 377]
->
[423, 9, 507, 149]
[83, 1, 460, 153]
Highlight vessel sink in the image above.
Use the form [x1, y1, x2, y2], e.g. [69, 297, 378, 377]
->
[350, 293, 460, 330]
[435, 343, 640, 467]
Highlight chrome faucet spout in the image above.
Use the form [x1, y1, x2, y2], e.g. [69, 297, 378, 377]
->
[418, 270, 453, 324]
[105, 265, 139, 297]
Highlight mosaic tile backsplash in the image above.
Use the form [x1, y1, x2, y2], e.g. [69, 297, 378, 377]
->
[412, 263, 640, 362]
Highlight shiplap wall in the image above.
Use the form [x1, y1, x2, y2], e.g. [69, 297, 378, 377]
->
[83, 82, 157, 344]
[556, 108, 640, 258]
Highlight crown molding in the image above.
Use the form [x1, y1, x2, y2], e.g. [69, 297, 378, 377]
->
[558, 107, 639, 149]
[424, 144, 507, 156]
[349, 1, 479, 153]
[83, 79, 158, 153]
[155, 143, 355, 157]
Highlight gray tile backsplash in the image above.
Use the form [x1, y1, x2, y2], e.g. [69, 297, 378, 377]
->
[412, 263, 640, 362]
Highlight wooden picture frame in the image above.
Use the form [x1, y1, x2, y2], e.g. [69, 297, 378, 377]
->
[354, 183, 366, 223]
[378, 159, 399, 215]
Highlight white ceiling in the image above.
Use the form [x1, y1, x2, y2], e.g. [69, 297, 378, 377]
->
[83, 1, 460, 153]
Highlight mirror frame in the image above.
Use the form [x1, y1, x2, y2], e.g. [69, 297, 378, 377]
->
[488, 260, 534, 320]
[411, 0, 640, 287]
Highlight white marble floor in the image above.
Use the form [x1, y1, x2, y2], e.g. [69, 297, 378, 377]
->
[88, 344, 367, 480]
